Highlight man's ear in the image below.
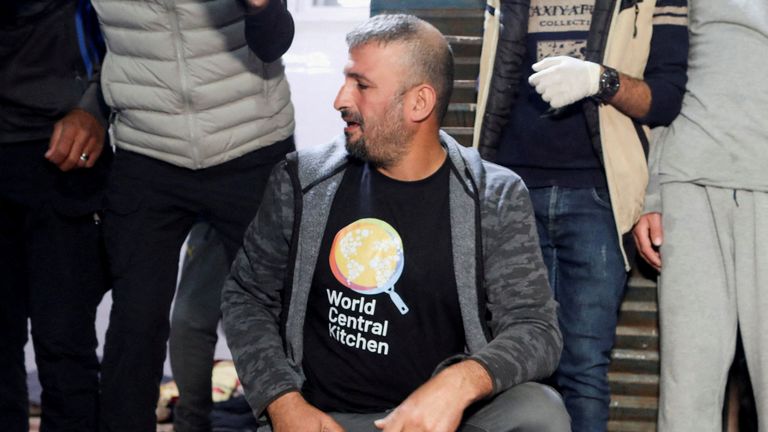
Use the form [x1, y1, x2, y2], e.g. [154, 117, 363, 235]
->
[405, 84, 437, 123]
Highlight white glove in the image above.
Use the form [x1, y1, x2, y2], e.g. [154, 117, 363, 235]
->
[528, 56, 602, 109]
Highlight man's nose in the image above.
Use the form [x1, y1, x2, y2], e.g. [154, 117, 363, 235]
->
[333, 82, 350, 112]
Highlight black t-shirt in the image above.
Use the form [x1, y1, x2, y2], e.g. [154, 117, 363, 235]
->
[301, 158, 465, 413]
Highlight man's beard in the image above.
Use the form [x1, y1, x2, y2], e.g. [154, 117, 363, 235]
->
[343, 99, 412, 168]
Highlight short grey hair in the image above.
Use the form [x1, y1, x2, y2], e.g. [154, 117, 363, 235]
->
[346, 14, 454, 121]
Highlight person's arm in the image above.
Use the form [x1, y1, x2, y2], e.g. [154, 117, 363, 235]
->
[244, 0, 270, 12]
[243, 0, 295, 63]
[221, 163, 304, 418]
[223, 164, 348, 430]
[633, 212, 663, 271]
[530, 58, 675, 120]
[633, 126, 673, 272]
[76, 64, 110, 130]
[46, 47, 109, 171]
[632, 0, 690, 270]
[528, 56, 652, 117]
[267, 392, 344, 432]
[374, 360, 492, 431]
[633, 0, 689, 126]
[469, 172, 563, 393]
[529, 0, 688, 124]
[605, 70, 652, 119]
[45, 107, 105, 171]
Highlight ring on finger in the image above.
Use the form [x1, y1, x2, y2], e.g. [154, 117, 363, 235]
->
[80, 153, 89, 162]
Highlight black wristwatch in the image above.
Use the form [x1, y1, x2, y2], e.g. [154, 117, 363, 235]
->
[594, 65, 621, 102]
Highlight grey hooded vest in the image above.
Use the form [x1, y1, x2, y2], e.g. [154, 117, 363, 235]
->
[93, 0, 295, 169]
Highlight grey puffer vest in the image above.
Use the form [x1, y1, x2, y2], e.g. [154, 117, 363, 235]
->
[93, 0, 295, 169]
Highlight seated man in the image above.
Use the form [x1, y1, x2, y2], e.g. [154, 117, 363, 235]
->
[222, 14, 569, 432]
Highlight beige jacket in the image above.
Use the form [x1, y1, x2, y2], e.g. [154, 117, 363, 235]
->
[475, 0, 687, 267]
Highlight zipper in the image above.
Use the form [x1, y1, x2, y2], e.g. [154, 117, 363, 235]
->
[108, 110, 119, 148]
[633, 3, 639, 38]
[166, 0, 200, 168]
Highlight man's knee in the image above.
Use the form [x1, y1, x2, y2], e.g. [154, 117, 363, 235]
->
[465, 382, 570, 432]
[514, 383, 570, 431]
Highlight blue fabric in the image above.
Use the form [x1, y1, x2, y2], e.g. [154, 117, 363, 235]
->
[74, 0, 104, 79]
[74, 1, 92, 78]
[529, 186, 627, 432]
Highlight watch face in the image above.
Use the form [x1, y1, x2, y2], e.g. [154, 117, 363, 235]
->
[598, 67, 620, 101]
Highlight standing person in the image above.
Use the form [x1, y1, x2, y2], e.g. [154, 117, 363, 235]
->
[90, 0, 296, 430]
[474, 0, 688, 430]
[0, 1, 110, 430]
[222, 14, 569, 432]
[633, 1, 768, 430]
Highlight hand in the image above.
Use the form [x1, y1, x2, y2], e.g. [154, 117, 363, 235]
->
[528, 56, 601, 109]
[633, 212, 663, 271]
[245, 0, 270, 12]
[374, 360, 491, 432]
[45, 108, 106, 171]
[267, 392, 345, 432]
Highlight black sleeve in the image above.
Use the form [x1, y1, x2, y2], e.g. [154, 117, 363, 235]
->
[244, 0, 295, 63]
[639, 0, 689, 127]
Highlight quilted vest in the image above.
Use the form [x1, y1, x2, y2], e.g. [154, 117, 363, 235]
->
[93, 0, 295, 169]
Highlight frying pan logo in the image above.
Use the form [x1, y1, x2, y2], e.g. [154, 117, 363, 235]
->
[329, 218, 409, 314]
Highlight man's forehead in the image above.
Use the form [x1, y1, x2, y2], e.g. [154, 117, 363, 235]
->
[344, 42, 406, 76]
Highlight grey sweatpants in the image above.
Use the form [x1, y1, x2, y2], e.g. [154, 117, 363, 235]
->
[658, 182, 768, 431]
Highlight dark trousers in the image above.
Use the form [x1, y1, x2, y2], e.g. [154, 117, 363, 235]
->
[0, 140, 109, 432]
[170, 222, 229, 432]
[99, 138, 293, 432]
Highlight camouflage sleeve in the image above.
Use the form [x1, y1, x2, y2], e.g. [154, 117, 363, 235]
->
[221, 162, 302, 417]
[469, 166, 563, 394]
